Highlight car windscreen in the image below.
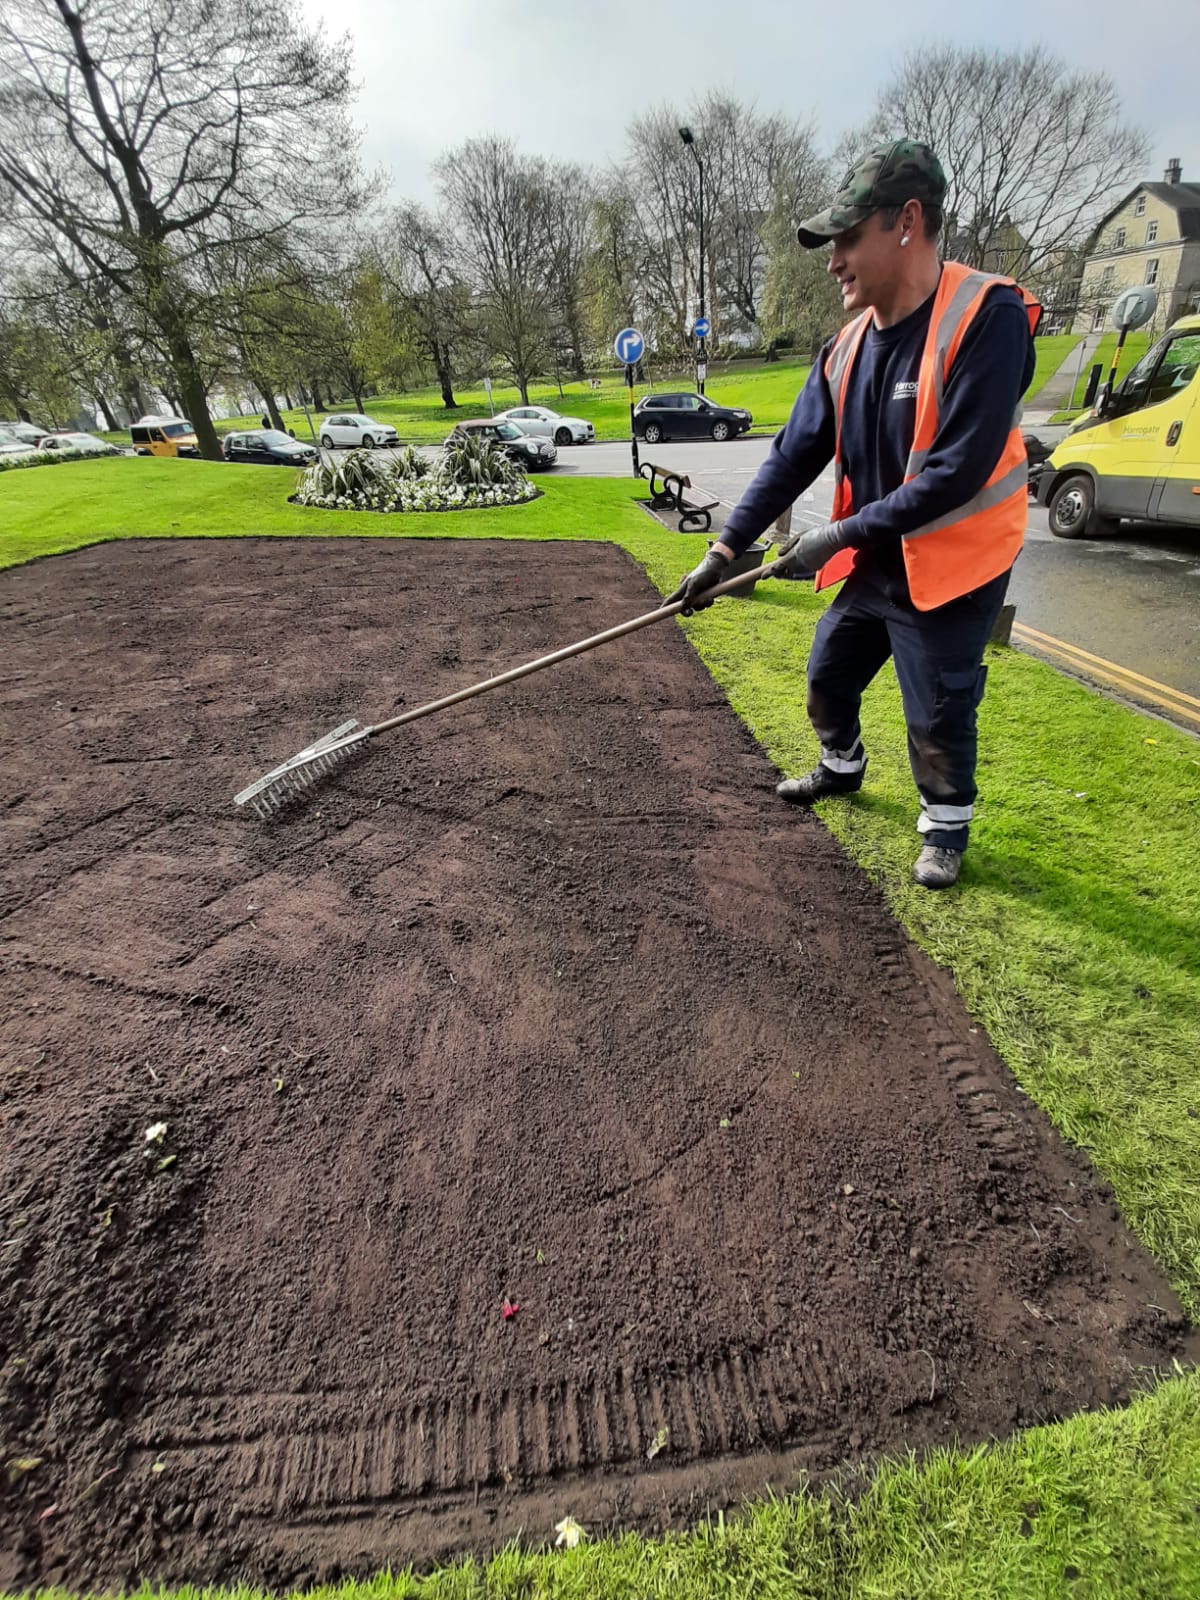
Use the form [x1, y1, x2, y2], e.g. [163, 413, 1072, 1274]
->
[161, 421, 193, 438]
[259, 431, 301, 446]
[494, 424, 522, 439]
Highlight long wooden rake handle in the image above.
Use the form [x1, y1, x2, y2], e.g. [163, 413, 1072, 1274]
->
[367, 556, 786, 738]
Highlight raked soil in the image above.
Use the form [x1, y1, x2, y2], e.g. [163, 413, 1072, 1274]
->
[0, 537, 1192, 1591]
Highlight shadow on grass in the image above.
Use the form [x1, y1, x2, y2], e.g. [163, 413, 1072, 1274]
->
[839, 787, 1200, 986]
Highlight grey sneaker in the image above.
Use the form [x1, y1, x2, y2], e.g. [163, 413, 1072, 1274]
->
[776, 760, 866, 804]
[912, 845, 962, 890]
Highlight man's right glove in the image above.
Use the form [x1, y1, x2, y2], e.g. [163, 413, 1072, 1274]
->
[664, 548, 730, 614]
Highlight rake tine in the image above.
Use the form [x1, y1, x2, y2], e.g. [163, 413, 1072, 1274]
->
[234, 719, 367, 817]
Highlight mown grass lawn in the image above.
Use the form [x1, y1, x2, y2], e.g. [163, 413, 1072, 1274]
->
[1048, 332, 1152, 421]
[167, 330, 1082, 451]
[4, 459, 1198, 1600]
[1025, 332, 1082, 402]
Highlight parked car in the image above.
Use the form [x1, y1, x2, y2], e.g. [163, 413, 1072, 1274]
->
[0, 420, 48, 446]
[319, 413, 399, 449]
[0, 427, 37, 459]
[494, 405, 594, 445]
[633, 392, 752, 444]
[445, 419, 557, 470]
[130, 415, 200, 458]
[223, 429, 318, 467]
[36, 431, 121, 458]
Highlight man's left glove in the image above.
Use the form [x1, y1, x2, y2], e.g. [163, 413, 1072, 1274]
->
[665, 548, 730, 614]
[773, 521, 850, 578]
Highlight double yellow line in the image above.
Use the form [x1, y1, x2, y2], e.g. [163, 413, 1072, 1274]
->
[1013, 621, 1200, 732]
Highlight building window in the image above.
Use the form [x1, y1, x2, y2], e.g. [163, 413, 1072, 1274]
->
[1114, 226, 1126, 248]
[1101, 265, 1115, 290]
[1146, 219, 1159, 244]
[1145, 258, 1159, 286]
[1135, 195, 1146, 216]
[1092, 307, 1106, 331]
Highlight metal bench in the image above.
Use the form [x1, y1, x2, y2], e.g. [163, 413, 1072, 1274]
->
[639, 459, 720, 533]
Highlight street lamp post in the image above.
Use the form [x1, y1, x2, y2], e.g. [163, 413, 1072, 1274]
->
[678, 126, 706, 394]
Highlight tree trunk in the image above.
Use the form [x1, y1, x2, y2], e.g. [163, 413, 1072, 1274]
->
[283, 391, 294, 410]
[764, 340, 779, 364]
[566, 307, 586, 380]
[433, 343, 457, 409]
[257, 385, 284, 431]
[92, 389, 120, 430]
[310, 378, 325, 411]
[352, 384, 364, 412]
[124, 376, 147, 419]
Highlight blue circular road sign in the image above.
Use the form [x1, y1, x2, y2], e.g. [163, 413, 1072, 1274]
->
[614, 327, 645, 365]
[692, 316, 711, 338]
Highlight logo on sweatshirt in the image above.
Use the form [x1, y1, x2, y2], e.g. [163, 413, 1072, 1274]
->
[892, 380, 919, 402]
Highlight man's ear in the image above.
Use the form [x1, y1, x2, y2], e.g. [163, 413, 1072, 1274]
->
[902, 200, 923, 239]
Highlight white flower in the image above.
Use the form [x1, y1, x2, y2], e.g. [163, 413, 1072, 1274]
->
[554, 1515, 585, 1549]
[144, 1121, 168, 1144]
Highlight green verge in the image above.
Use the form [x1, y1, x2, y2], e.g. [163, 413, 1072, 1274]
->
[227, 329, 1079, 443]
[96, 333, 1080, 451]
[212, 358, 817, 445]
[1024, 332, 1083, 403]
[4, 461, 1199, 1600]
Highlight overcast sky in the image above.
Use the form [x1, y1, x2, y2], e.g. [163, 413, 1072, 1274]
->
[297, 0, 1200, 207]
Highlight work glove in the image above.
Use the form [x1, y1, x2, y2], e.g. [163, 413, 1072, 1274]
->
[665, 548, 730, 614]
[773, 521, 850, 578]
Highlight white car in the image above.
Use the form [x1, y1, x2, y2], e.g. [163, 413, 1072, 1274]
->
[495, 405, 594, 445]
[36, 431, 121, 457]
[319, 413, 399, 450]
[0, 427, 37, 459]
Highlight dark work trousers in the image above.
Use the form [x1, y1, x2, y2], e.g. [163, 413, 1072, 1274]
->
[806, 568, 1011, 852]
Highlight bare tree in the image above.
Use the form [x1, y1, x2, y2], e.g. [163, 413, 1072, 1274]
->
[376, 204, 471, 409]
[0, 0, 368, 457]
[844, 46, 1148, 278]
[436, 137, 558, 404]
[619, 97, 825, 358]
[697, 93, 826, 338]
[543, 163, 595, 380]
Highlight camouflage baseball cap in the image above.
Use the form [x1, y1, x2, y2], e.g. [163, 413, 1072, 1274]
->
[797, 139, 946, 248]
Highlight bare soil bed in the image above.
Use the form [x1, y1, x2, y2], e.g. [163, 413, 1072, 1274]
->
[0, 537, 1192, 1592]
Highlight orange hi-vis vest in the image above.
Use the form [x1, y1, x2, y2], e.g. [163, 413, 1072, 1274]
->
[817, 261, 1042, 611]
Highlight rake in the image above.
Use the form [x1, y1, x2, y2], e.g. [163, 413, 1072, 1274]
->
[233, 554, 783, 819]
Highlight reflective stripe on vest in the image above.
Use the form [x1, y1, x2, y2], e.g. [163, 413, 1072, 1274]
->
[817, 261, 1042, 612]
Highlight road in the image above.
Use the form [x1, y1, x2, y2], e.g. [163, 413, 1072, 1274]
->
[546, 436, 1200, 732]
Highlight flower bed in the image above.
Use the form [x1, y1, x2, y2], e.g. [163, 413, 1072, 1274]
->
[292, 477, 538, 513]
[291, 439, 538, 514]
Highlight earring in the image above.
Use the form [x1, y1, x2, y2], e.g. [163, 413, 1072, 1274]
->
[900, 234, 910, 248]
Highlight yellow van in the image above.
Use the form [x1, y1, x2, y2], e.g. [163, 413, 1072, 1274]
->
[1034, 314, 1200, 538]
[130, 415, 200, 458]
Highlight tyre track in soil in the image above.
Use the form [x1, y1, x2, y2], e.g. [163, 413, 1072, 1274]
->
[0, 537, 1194, 1591]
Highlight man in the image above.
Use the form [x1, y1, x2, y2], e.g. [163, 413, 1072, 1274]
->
[668, 140, 1039, 889]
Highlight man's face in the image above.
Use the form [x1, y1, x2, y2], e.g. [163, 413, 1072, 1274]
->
[827, 212, 905, 313]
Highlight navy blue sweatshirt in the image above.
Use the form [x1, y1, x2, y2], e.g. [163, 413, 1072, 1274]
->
[722, 279, 1036, 604]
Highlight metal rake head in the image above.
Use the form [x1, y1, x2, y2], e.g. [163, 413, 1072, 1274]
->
[234, 719, 370, 819]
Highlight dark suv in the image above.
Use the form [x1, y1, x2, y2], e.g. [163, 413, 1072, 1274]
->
[633, 392, 752, 444]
